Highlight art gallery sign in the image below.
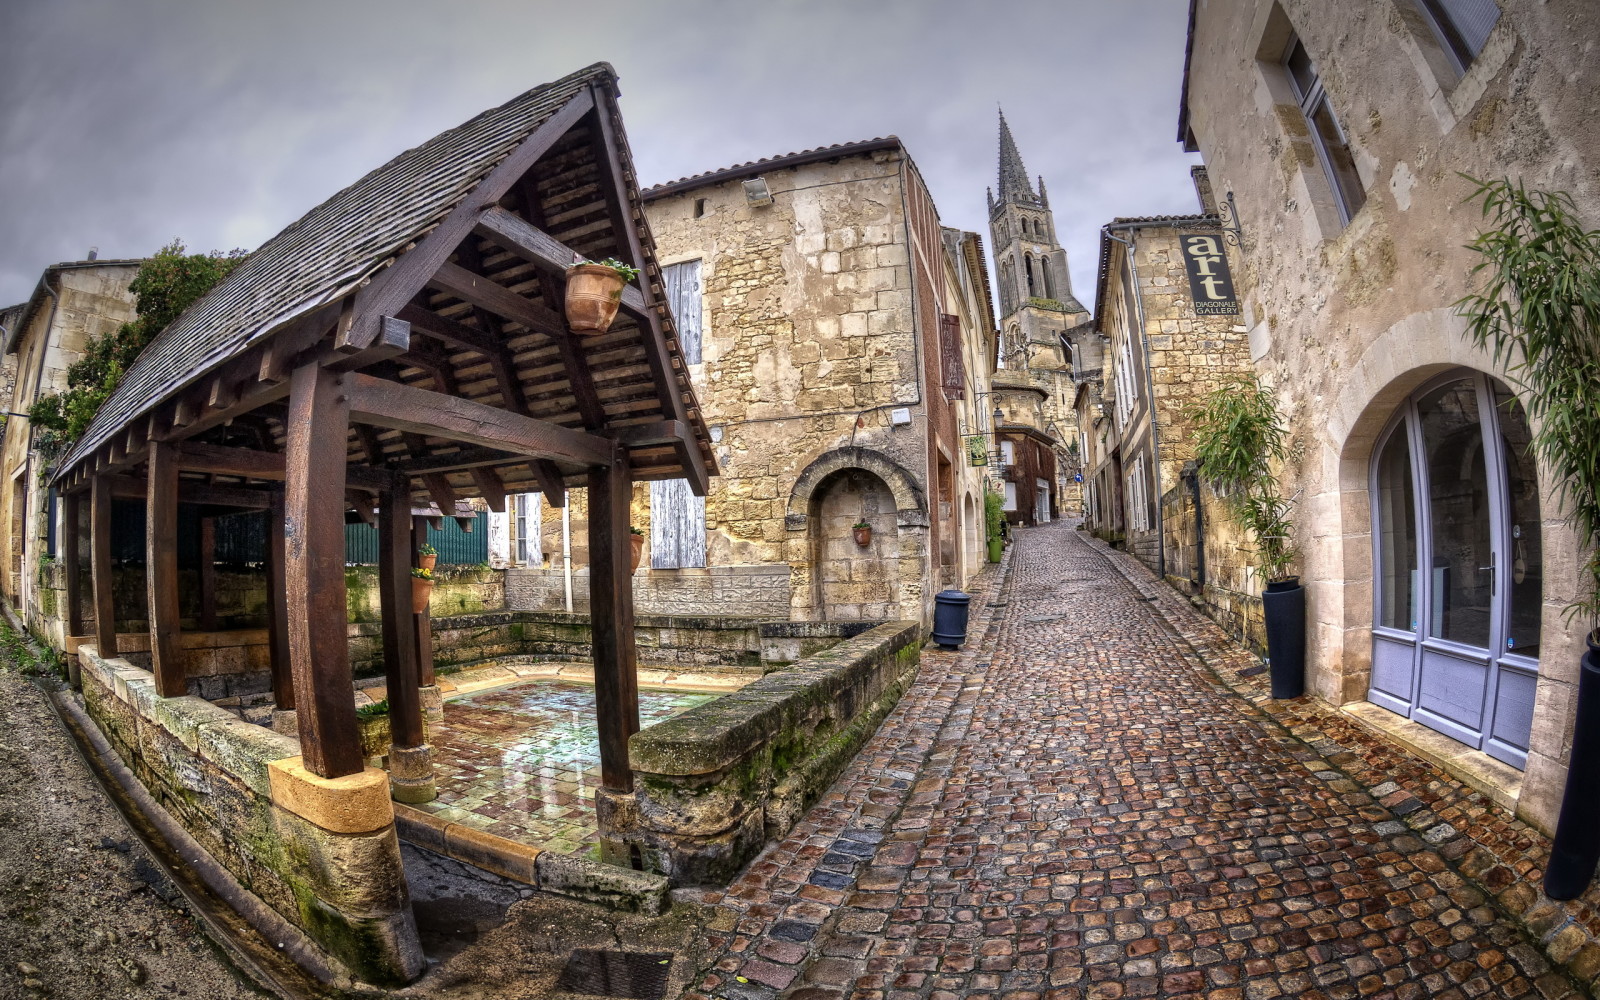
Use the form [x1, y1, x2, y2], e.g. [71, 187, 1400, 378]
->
[1179, 233, 1240, 316]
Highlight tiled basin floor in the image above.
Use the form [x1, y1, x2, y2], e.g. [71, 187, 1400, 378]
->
[407, 679, 717, 855]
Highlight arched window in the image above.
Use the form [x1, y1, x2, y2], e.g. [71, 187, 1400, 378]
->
[1000, 259, 1014, 314]
[1025, 254, 1036, 295]
[1022, 217, 1032, 237]
[1041, 257, 1054, 299]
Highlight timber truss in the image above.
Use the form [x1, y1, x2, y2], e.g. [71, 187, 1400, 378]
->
[50, 64, 714, 789]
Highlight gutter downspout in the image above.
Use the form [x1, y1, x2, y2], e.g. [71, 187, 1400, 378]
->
[1102, 226, 1165, 581]
[561, 494, 573, 614]
[896, 156, 933, 623]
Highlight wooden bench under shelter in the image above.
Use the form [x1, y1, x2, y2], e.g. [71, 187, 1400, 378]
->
[50, 62, 715, 792]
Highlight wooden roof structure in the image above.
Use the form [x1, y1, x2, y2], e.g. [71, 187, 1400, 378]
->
[54, 63, 714, 789]
[55, 62, 714, 507]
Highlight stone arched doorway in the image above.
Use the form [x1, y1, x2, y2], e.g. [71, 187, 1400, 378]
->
[785, 447, 928, 622]
[963, 492, 981, 586]
[809, 468, 900, 620]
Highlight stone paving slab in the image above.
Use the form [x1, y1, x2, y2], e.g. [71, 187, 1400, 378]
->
[675, 524, 1591, 1000]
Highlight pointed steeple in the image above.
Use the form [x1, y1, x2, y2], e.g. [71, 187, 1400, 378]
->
[997, 110, 1039, 207]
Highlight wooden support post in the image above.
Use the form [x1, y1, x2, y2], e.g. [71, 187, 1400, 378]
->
[284, 364, 362, 778]
[63, 491, 84, 638]
[266, 491, 294, 711]
[198, 516, 218, 631]
[379, 477, 423, 749]
[411, 516, 435, 687]
[588, 444, 639, 793]
[146, 441, 185, 697]
[91, 476, 116, 657]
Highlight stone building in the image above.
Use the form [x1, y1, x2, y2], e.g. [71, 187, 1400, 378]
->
[0, 259, 140, 637]
[509, 138, 993, 624]
[986, 114, 1088, 522]
[1179, 0, 1599, 836]
[1083, 199, 1255, 617]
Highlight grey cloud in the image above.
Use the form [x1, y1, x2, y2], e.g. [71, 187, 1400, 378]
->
[0, 0, 1200, 314]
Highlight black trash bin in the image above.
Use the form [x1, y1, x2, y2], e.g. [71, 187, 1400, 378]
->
[932, 589, 972, 649]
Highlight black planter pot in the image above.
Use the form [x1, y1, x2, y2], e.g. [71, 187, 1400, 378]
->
[1544, 632, 1600, 900]
[1262, 577, 1306, 699]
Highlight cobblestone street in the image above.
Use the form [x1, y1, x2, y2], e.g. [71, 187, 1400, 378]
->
[683, 523, 1587, 1000]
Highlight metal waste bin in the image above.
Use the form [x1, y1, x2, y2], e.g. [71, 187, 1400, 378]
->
[931, 589, 972, 649]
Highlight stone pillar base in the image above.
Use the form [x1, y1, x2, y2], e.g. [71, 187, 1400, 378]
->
[389, 744, 437, 804]
[271, 709, 299, 737]
[419, 685, 444, 723]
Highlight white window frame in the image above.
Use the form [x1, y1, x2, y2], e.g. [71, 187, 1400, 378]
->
[1284, 34, 1366, 227]
[513, 492, 541, 566]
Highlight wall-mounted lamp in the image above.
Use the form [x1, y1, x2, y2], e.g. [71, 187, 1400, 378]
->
[743, 177, 773, 208]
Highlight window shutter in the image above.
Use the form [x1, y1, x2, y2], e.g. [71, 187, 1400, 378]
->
[662, 261, 703, 365]
[649, 478, 706, 569]
[939, 313, 965, 399]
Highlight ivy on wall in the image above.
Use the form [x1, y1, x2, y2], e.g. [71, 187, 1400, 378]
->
[29, 240, 246, 464]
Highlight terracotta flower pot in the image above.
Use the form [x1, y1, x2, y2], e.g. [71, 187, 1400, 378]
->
[630, 534, 645, 571]
[853, 526, 872, 546]
[411, 578, 432, 614]
[565, 264, 627, 334]
[417, 554, 437, 572]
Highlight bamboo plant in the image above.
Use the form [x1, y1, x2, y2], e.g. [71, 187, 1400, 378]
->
[1457, 177, 1600, 642]
[1190, 373, 1297, 583]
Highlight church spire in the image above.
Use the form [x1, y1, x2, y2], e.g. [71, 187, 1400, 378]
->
[997, 109, 1039, 207]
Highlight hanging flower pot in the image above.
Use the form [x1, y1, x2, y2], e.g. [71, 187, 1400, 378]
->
[411, 567, 434, 614]
[417, 543, 438, 572]
[630, 528, 645, 572]
[565, 258, 640, 334]
[852, 521, 872, 546]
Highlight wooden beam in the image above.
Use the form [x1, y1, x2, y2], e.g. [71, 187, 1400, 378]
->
[266, 491, 294, 711]
[340, 87, 596, 351]
[469, 466, 507, 513]
[342, 373, 612, 467]
[109, 476, 275, 510]
[146, 441, 185, 697]
[284, 363, 363, 778]
[588, 444, 639, 793]
[198, 516, 218, 631]
[379, 476, 424, 749]
[473, 206, 648, 317]
[531, 460, 567, 509]
[399, 446, 522, 475]
[91, 475, 116, 658]
[426, 261, 566, 337]
[420, 473, 457, 517]
[63, 492, 84, 639]
[618, 420, 710, 498]
[395, 304, 506, 358]
[171, 441, 393, 493]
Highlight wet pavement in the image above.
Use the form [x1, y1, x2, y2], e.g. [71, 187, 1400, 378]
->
[678, 523, 1585, 1000]
[413, 679, 716, 855]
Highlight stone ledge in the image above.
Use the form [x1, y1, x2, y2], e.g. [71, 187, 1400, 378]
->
[392, 805, 668, 915]
[267, 757, 394, 834]
[1340, 701, 1523, 812]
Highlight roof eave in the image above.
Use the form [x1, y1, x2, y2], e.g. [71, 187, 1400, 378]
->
[642, 137, 903, 201]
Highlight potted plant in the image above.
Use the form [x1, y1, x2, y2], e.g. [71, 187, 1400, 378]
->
[411, 566, 434, 614]
[565, 257, 640, 334]
[417, 542, 437, 572]
[851, 520, 872, 546]
[630, 526, 645, 571]
[1456, 178, 1600, 900]
[985, 490, 1005, 563]
[357, 699, 391, 759]
[1191, 373, 1303, 698]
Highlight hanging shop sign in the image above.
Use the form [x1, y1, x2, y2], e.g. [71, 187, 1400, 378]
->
[1179, 233, 1240, 316]
[966, 435, 989, 467]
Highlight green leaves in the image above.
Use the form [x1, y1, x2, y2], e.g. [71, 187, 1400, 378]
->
[1458, 177, 1600, 631]
[1190, 373, 1297, 582]
[29, 239, 246, 462]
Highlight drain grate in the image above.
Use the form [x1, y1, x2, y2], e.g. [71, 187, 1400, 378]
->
[555, 950, 673, 999]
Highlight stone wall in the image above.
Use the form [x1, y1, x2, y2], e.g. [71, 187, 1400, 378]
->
[506, 564, 789, 618]
[1183, 0, 1599, 832]
[595, 620, 921, 885]
[77, 643, 423, 985]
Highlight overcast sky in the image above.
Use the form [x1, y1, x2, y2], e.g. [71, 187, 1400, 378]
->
[0, 0, 1201, 316]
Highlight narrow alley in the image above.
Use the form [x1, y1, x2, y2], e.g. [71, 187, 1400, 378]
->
[685, 523, 1583, 1000]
